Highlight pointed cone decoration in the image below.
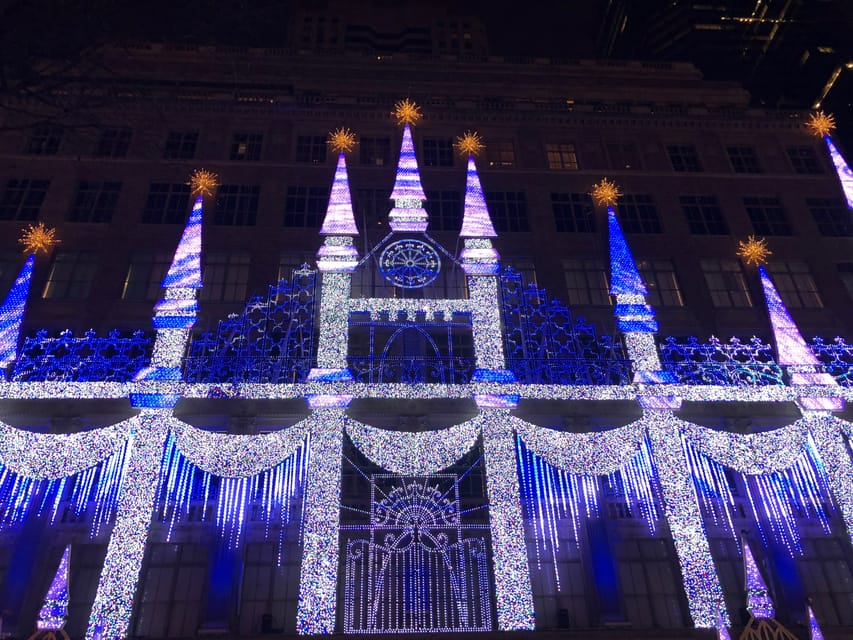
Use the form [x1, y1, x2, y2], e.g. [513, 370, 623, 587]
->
[460, 155, 497, 238]
[161, 196, 203, 289]
[320, 152, 359, 236]
[37, 545, 70, 630]
[608, 207, 647, 296]
[390, 123, 426, 202]
[716, 613, 732, 640]
[0, 254, 34, 368]
[808, 606, 825, 640]
[824, 135, 853, 209]
[742, 537, 774, 619]
[759, 266, 823, 368]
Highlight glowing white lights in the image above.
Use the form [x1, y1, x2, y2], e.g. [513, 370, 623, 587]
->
[742, 536, 774, 619]
[320, 153, 360, 236]
[459, 156, 497, 238]
[36, 544, 70, 630]
[388, 124, 429, 232]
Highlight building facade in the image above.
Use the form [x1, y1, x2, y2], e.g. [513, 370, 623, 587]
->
[0, 42, 852, 639]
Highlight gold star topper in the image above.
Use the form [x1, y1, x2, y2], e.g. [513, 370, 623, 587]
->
[454, 131, 484, 157]
[737, 235, 773, 267]
[327, 127, 357, 154]
[806, 111, 836, 138]
[393, 98, 422, 126]
[188, 168, 218, 197]
[590, 178, 623, 207]
[19, 222, 60, 255]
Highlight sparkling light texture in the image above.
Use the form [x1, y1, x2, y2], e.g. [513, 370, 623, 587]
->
[87, 411, 170, 640]
[188, 168, 218, 197]
[346, 419, 479, 474]
[590, 178, 622, 207]
[314, 272, 351, 371]
[479, 409, 536, 630]
[459, 156, 497, 238]
[646, 410, 728, 628]
[742, 536, 774, 619]
[160, 196, 203, 289]
[824, 135, 853, 209]
[455, 131, 484, 157]
[469, 276, 509, 373]
[0, 254, 33, 368]
[349, 295, 471, 319]
[807, 413, 853, 545]
[388, 123, 428, 232]
[297, 409, 345, 635]
[19, 222, 59, 255]
[319, 153, 359, 236]
[37, 545, 70, 630]
[609, 208, 648, 296]
[808, 605, 825, 640]
[806, 111, 836, 138]
[327, 127, 356, 154]
[737, 236, 772, 267]
[392, 98, 422, 126]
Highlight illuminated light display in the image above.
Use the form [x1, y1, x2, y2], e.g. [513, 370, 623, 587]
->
[319, 153, 360, 237]
[18, 222, 59, 255]
[459, 156, 497, 238]
[807, 413, 853, 545]
[608, 208, 648, 297]
[187, 168, 218, 197]
[455, 131, 484, 157]
[0, 254, 33, 369]
[808, 605, 825, 640]
[824, 135, 853, 209]
[737, 235, 772, 267]
[392, 98, 422, 126]
[160, 196, 203, 290]
[590, 177, 622, 207]
[37, 545, 71, 630]
[742, 536, 774, 619]
[327, 127, 356, 154]
[388, 123, 428, 232]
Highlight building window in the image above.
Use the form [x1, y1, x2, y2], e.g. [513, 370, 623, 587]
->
[486, 141, 516, 168]
[295, 135, 327, 164]
[562, 258, 610, 306]
[807, 197, 852, 237]
[606, 142, 641, 170]
[214, 185, 259, 226]
[359, 137, 391, 166]
[837, 264, 853, 300]
[0, 252, 22, 294]
[700, 259, 752, 307]
[67, 181, 121, 223]
[229, 132, 263, 161]
[284, 186, 327, 227]
[25, 124, 63, 155]
[425, 190, 461, 231]
[0, 179, 49, 221]
[42, 251, 98, 300]
[200, 252, 250, 302]
[637, 259, 683, 307]
[278, 253, 314, 283]
[726, 146, 762, 174]
[353, 188, 389, 228]
[163, 130, 199, 159]
[552, 193, 595, 232]
[787, 146, 823, 175]
[667, 145, 702, 172]
[96, 128, 132, 157]
[617, 194, 662, 233]
[545, 143, 578, 170]
[743, 196, 791, 236]
[485, 191, 529, 232]
[422, 138, 454, 167]
[142, 183, 191, 224]
[769, 261, 822, 309]
[680, 195, 729, 235]
[122, 252, 171, 301]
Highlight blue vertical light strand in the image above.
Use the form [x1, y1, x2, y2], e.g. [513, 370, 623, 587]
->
[824, 135, 853, 209]
[0, 254, 34, 369]
[160, 195, 203, 289]
[156, 433, 308, 561]
[36, 544, 70, 630]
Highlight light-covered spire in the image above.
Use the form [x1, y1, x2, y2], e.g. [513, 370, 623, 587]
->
[388, 123, 428, 232]
[460, 155, 497, 238]
[161, 195, 203, 289]
[37, 545, 70, 630]
[742, 537, 774, 619]
[609, 207, 647, 297]
[823, 135, 853, 209]
[0, 254, 34, 369]
[320, 152, 359, 236]
[808, 605, 825, 640]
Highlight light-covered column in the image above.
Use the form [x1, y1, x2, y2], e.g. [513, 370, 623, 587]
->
[806, 413, 853, 545]
[296, 404, 347, 634]
[479, 408, 535, 630]
[646, 410, 728, 628]
[311, 271, 353, 377]
[86, 410, 171, 639]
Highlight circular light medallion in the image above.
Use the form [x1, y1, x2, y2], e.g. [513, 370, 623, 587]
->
[378, 239, 441, 289]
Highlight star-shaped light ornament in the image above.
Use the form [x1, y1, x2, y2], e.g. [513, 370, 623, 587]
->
[19, 222, 60, 255]
[327, 127, 357, 154]
[188, 168, 218, 197]
[806, 111, 836, 138]
[590, 178, 623, 207]
[455, 131, 484, 157]
[393, 98, 422, 126]
[737, 235, 773, 267]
